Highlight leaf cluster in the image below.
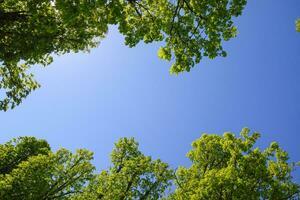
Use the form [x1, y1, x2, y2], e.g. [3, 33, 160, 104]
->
[0, 0, 247, 110]
[0, 128, 299, 199]
[0, 137, 95, 200]
[170, 128, 300, 200]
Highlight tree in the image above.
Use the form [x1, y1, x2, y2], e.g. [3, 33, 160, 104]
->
[1, 128, 298, 199]
[169, 128, 300, 200]
[0, 136, 173, 199]
[0, 137, 95, 200]
[0, 0, 108, 111]
[296, 19, 300, 32]
[0, 0, 247, 111]
[73, 137, 173, 200]
[0, 136, 50, 175]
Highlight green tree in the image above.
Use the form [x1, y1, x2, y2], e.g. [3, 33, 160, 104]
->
[73, 137, 173, 200]
[169, 128, 300, 200]
[0, 136, 173, 200]
[0, 0, 247, 111]
[1, 128, 298, 199]
[296, 19, 300, 32]
[0, 136, 50, 174]
[0, 137, 95, 200]
[0, 0, 108, 111]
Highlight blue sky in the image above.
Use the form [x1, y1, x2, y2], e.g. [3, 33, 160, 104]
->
[1, 0, 300, 180]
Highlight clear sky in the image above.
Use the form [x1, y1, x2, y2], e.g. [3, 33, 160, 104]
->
[1, 1, 300, 180]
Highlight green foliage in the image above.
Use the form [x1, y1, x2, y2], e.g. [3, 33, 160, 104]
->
[296, 19, 300, 32]
[0, 0, 247, 110]
[0, 136, 50, 174]
[0, 136, 173, 200]
[1, 129, 298, 199]
[0, 137, 95, 200]
[0, 0, 108, 111]
[73, 138, 173, 200]
[0, 63, 40, 111]
[169, 128, 300, 200]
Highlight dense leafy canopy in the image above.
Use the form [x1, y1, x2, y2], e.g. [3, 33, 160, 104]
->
[74, 138, 173, 200]
[0, 137, 95, 200]
[296, 19, 300, 32]
[0, 136, 173, 200]
[170, 128, 300, 200]
[0, 0, 247, 111]
[0, 0, 108, 111]
[0, 129, 299, 199]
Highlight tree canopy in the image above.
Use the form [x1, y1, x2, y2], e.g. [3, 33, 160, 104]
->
[170, 128, 300, 200]
[0, 128, 299, 199]
[0, 137, 95, 199]
[0, 136, 173, 200]
[0, 0, 247, 111]
[296, 19, 300, 32]
[73, 138, 173, 200]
